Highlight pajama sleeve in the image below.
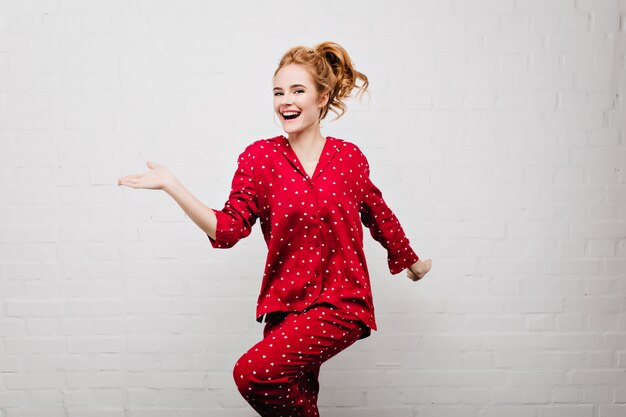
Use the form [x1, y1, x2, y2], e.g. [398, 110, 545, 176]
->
[208, 145, 260, 248]
[359, 154, 419, 274]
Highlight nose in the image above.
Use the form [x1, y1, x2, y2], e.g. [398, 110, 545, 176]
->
[278, 92, 293, 106]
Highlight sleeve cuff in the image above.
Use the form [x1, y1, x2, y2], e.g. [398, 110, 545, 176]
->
[207, 209, 237, 249]
[387, 245, 420, 275]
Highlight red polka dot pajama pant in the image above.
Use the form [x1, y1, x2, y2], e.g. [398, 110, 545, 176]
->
[233, 303, 368, 417]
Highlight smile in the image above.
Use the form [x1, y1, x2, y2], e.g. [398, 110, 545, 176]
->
[282, 111, 302, 120]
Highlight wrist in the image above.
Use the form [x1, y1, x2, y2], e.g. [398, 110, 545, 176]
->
[163, 176, 181, 195]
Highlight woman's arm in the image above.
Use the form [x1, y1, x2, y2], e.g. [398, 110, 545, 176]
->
[165, 177, 217, 240]
[117, 160, 217, 239]
[357, 151, 432, 281]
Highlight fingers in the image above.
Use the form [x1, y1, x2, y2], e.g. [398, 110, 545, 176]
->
[406, 258, 433, 282]
[117, 178, 132, 186]
[118, 161, 160, 187]
[117, 171, 146, 187]
[117, 172, 144, 186]
[423, 259, 432, 274]
[406, 269, 420, 282]
[117, 178, 138, 188]
[117, 174, 141, 184]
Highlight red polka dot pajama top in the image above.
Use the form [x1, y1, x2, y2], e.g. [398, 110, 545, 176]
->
[208, 135, 420, 339]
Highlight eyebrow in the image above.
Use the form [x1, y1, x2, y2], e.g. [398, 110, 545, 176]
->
[273, 84, 307, 91]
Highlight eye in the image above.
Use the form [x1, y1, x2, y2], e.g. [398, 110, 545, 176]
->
[294, 89, 305, 94]
[273, 92, 283, 96]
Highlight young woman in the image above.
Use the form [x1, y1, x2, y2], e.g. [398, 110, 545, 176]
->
[118, 41, 432, 417]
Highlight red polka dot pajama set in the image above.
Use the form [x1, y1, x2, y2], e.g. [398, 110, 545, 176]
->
[208, 135, 420, 417]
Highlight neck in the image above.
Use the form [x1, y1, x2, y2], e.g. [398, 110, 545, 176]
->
[286, 124, 325, 149]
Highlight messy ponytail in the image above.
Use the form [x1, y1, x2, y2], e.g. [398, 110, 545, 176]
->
[274, 41, 369, 120]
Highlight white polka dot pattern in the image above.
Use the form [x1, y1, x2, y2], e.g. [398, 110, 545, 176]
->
[233, 303, 367, 417]
[208, 135, 420, 333]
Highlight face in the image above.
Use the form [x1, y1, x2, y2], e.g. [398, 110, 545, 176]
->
[273, 64, 329, 136]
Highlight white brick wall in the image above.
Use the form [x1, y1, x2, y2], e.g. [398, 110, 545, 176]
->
[0, 0, 625, 416]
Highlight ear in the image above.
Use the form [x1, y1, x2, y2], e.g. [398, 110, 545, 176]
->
[318, 90, 330, 108]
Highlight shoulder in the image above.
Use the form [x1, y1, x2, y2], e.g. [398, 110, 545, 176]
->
[237, 136, 282, 161]
[243, 136, 281, 152]
[329, 136, 369, 164]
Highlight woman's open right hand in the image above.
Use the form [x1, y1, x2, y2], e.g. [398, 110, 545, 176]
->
[117, 160, 175, 191]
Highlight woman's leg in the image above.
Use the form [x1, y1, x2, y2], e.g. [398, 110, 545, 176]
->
[233, 303, 368, 417]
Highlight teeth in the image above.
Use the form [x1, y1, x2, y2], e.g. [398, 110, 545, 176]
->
[283, 112, 301, 117]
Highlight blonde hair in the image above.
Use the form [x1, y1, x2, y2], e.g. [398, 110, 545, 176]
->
[274, 41, 369, 120]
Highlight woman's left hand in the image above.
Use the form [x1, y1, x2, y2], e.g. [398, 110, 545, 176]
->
[406, 258, 432, 282]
